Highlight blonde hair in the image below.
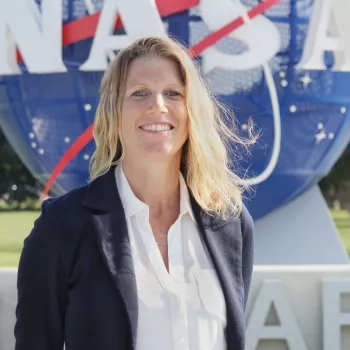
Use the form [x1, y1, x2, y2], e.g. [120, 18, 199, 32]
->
[90, 35, 255, 219]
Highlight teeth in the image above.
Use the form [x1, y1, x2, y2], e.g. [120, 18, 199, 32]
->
[141, 124, 172, 131]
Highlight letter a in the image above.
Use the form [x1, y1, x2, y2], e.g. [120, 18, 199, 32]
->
[323, 279, 350, 350]
[80, 0, 166, 71]
[297, 0, 350, 71]
[245, 280, 307, 350]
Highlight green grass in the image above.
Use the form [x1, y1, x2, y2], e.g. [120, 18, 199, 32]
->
[0, 209, 349, 267]
[0, 211, 40, 267]
[331, 209, 350, 255]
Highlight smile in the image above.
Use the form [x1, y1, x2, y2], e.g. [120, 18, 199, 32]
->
[139, 124, 174, 132]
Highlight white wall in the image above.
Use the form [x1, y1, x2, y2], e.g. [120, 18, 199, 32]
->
[254, 186, 349, 264]
[1, 266, 350, 350]
[0, 269, 17, 350]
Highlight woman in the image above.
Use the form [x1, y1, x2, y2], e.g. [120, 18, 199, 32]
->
[15, 36, 254, 350]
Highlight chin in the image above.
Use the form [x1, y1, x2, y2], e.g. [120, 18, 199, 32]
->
[141, 145, 181, 160]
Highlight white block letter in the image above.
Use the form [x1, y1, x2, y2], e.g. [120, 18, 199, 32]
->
[297, 0, 350, 71]
[245, 280, 307, 350]
[323, 279, 350, 350]
[0, 0, 66, 75]
[80, 0, 166, 71]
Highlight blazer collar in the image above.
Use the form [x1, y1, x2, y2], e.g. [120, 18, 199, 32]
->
[82, 166, 243, 350]
[82, 165, 228, 223]
[83, 167, 139, 347]
[82, 166, 123, 213]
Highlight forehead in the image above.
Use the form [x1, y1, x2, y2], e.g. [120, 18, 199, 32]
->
[125, 56, 183, 86]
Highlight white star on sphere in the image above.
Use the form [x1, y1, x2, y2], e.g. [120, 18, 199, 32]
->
[300, 73, 312, 88]
[84, 104, 92, 111]
[289, 105, 297, 113]
[314, 130, 327, 144]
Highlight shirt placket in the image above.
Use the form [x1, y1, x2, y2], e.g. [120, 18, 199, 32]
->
[167, 217, 190, 350]
[136, 210, 191, 350]
[167, 288, 190, 350]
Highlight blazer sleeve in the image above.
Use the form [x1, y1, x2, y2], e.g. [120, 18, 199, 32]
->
[15, 199, 67, 350]
[241, 205, 254, 310]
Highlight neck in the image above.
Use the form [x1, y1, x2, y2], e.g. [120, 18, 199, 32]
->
[121, 156, 181, 215]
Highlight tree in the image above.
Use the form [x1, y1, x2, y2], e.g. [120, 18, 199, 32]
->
[0, 127, 40, 206]
[319, 146, 350, 209]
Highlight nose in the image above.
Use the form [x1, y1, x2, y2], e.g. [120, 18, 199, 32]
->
[148, 93, 168, 114]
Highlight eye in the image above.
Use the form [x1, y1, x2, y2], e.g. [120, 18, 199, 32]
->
[132, 90, 148, 97]
[166, 90, 182, 97]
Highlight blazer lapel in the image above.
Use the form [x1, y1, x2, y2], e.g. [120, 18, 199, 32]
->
[83, 167, 138, 348]
[190, 195, 245, 350]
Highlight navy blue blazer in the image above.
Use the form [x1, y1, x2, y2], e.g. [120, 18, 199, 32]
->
[15, 167, 254, 350]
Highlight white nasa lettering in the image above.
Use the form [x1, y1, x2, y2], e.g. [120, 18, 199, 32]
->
[323, 279, 350, 350]
[79, 0, 166, 71]
[245, 280, 308, 350]
[1, 0, 350, 76]
[199, 0, 280, 73]
[297, 0, 350, 72]
[0, 0, 66, 75]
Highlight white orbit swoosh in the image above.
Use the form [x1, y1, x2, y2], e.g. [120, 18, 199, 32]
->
[235, 11, 281, 185]
[244, 62, 282, 185]
[237, 7, 282, 186]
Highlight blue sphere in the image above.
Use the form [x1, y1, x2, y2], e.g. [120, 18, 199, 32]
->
[1, 0, 350, 219]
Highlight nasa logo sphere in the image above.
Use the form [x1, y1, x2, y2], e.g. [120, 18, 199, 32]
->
[1, 0, 350, 219]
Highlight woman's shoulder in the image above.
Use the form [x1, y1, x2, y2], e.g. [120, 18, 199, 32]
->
[18, 185, 95, 294]
[42, 184, 88, 216]
[36, 184, 91, 238]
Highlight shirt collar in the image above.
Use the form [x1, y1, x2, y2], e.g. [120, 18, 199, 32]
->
[179, 172, 196, 223]
[115, 163, 196, 223]
[115, 163, 148, 218]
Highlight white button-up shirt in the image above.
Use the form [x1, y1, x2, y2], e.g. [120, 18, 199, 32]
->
[115, 164, 227, 350]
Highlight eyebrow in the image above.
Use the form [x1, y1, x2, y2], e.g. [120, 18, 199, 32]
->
[126, 82, 184, 90]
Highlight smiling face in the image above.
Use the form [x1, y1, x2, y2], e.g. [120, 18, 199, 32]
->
[120, 55, 189, 165]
